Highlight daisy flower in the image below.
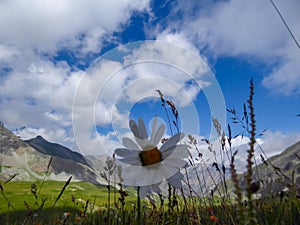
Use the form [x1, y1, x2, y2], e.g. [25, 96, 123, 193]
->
[114, 117, 188, 196]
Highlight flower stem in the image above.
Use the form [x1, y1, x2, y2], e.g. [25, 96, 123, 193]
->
[168, 183, 172, 213]
[137, 186, 141, 225]
[107, 182, 110, 225]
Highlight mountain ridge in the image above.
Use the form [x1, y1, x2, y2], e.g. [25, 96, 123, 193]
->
[25, 135, 89, 167]
[254, 140, 300, 196]
[0, 125, 105, 184]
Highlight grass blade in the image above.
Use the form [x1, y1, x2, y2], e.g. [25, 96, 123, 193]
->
[51, 176, 72, 208]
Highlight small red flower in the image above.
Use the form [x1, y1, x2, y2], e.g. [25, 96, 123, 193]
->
[209, 215, 217, 221]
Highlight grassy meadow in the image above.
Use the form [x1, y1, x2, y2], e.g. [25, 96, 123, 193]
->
[0, 180, 136, 211]
[0, 180, 139, 224]
[0, 179, 299, 224]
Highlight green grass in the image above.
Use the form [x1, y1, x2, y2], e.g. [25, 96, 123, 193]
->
[0, 180, 140, 224]
[0, 181, 136, 211]
[2, 179, 299, 225]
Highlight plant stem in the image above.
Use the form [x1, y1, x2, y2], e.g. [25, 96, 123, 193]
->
[137, 186, 141, 225]
[107, 181, 111, 225]
[245, 79, 257, 224]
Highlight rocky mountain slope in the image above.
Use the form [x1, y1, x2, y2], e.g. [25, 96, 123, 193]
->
[25, 136, 88, 166]
[214, 140, 300, 196]
[253, 140, 300, 196]
[0, 125, 104, 184]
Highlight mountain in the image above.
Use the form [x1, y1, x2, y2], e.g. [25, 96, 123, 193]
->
[25, 135, 88, 166]
[253, 140, 300, 196]
[212, 140, 300, 197]
[0, 125, 48, 181]
[0, 125, 105, 184]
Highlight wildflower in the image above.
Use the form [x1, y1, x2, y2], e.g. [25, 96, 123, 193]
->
[115, 118, 188, 197]
[74, 214, 81, 222]
[210, 215, 217, 221]
[63, 212, 71, 219]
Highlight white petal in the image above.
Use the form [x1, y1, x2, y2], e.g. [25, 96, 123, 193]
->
[140, 167, 157, 184]
[161, 145, 176, 159]
[124, 166, 163, 186]
[151, 117, 158, 134]
[151, 183, 161, 193]
[115, 148, 137, 157]
[129, 119, 141, 139]
[150, 123, 166, 147]
[150, 117, 158, 143]
[160, 132, 184, 152]
[118, 156, 141, 166]
[136, 138, 150, 149]
[121, 167, 138, 184]
[138, 118, 148, 139]
[167, 171, 183, 188]
[162, 144, 188, 160]
[163, 158, 187, 169]
[139, 183, 161, 198]
[158, 164, 178, 178]
[122, 137, 140, 151]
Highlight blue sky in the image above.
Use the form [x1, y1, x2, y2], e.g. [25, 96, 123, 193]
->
[0, 0, 299, 161]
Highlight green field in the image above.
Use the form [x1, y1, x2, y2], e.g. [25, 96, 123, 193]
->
[0, 181, 126, 211]
[1, 179, 300, 225]
[0, 180, 139, 224]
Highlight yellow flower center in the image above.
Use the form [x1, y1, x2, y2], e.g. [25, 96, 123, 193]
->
[139, 147, 162, 166]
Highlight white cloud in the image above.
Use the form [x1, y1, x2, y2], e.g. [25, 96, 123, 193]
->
[116, 68, 200, 108]
[153, 0, 300, 95]
[20, 126, 75, 149]
[0, 44, 21, 63]
[80, 27, 106, 54]
[262, 41, 300, 95]
[258, 130, 300, 156]
[0, 0, 151, 148]
[0, 0, 150, 52]
[0, 61, 83, 127]
[73, 129, 122, 156]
